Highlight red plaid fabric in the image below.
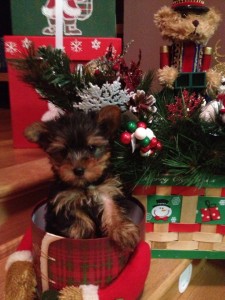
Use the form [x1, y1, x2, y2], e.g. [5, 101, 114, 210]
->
[47, 238, 130, 290]
[78, 0, 93, 21]
[31, 206, 132, 294]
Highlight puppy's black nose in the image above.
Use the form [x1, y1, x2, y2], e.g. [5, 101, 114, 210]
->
[74, 167, 85, 176]
[192, 20, 199, 28]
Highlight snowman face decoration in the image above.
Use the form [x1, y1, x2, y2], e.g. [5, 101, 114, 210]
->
[152, 200, 172, 221]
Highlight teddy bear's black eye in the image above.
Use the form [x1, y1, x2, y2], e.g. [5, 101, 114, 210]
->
[181, 13, 187, 18]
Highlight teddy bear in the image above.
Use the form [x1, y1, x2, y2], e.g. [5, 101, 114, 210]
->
[154, 0, 222, 94]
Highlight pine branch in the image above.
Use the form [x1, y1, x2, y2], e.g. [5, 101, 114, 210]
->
[137, 70, 154, 94]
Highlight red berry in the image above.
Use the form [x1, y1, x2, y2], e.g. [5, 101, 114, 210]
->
[112, 64, 120, 71]
[120, 131, 132, 144]
[149, 137, 158, 148]
[137, 121, 147, 129]
[140, 144, 151, 153]
[156, 141, 163, 150]
[94, 69, 101, 76]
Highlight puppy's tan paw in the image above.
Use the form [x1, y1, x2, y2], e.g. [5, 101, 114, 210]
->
[110, 221, 140, 251]
[67, 215, 96, 239]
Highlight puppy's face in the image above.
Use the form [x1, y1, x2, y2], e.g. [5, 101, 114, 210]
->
[25, 106, 121, 187]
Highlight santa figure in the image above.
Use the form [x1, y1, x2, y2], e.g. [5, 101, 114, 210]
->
[42, 0, 93, 36]
[152, 199, 172, 221]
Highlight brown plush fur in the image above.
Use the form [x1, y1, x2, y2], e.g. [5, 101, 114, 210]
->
[154, 6, 221, 44]
[154, 5, 222, 91]
[59, 286, 83, 300]
[5, 261, 36, 300]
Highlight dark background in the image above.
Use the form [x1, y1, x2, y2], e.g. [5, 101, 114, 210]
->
[0, 1, 12, 108]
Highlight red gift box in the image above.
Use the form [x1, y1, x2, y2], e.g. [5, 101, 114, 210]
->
[4, 36, 122, 148]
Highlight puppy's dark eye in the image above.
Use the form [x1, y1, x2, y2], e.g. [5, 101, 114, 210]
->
[88, 145, 97, 153]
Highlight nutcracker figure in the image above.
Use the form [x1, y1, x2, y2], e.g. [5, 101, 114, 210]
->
[154, 0, 222, 91]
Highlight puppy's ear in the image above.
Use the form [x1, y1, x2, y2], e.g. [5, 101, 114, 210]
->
[98, 105, 121, 138]
[24, 121, 50, 149]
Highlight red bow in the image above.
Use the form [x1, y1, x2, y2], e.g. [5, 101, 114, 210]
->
[154, 216, 169, 221]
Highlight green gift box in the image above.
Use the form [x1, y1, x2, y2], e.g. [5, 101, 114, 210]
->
[10, 0, 116, 37]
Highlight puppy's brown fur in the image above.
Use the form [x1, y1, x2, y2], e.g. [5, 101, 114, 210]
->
[25, 106, 140, 250]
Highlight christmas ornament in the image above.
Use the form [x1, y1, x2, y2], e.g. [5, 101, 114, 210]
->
[137, 121, 147, 128]
[120, 120, 162, 157]
[127, 90, 157, 123]
[139, 136, 150, 147]
[134, 127, 147, 140]
[127, 121, 137, 133]
[76, 79, 130, 111]
[201, 200, 221, 222]
[120, 131, 132, 145]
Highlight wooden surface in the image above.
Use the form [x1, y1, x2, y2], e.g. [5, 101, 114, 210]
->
[0, 108, 52, 298]
[153, 259, 225, 300]
[142, 258, 193, 300]
[0, 108, 52, 244]
[0, 108, 46, 169]
[0, 108, 52, 198]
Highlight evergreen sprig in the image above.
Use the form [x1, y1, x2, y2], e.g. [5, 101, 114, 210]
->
[11, 46, 89, 111]
[112, 88, 225, 188]
[10, 44, 225, 188]
[10, 44, 148, 112]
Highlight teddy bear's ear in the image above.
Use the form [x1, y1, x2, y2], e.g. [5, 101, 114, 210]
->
[154, 6, 175, 30]
[24, 121, 50, 149]
[97, 105, 121, 138]
[207, 7, 222, 29]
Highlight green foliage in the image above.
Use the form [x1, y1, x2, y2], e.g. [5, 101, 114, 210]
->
[112, 87, 225, 188]
[10, 46, 89, 111]
[10, 45, 225, 188]
[137, 69, 154, 95]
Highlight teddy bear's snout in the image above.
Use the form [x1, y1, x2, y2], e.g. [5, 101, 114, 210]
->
[192, 20, 199, 28]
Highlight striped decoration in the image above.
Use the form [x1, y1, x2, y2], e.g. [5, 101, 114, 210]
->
[133, 184, 225, 258]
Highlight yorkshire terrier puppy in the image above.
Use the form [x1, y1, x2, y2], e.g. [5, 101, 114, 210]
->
[25, 106, 140, 250]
